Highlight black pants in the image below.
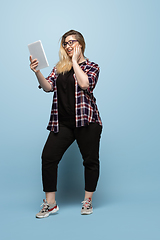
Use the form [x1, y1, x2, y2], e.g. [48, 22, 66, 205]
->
[42, 120, 102, 192]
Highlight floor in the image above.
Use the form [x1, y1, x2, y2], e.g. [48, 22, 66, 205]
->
[1, 190, 160, 240]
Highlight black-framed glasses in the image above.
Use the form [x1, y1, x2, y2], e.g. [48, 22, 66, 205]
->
[62, 40, 78, 48]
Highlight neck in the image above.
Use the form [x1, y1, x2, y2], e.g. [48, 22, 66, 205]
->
[78, 54, 86, 64]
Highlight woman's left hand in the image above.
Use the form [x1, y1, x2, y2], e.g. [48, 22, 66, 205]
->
[72, 45, 82, 63]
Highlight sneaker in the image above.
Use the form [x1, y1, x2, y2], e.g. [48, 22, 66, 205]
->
[36, 199, 59, 218]
[81, 197, 93, 215]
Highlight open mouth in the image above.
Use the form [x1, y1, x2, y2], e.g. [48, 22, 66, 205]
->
[67, 48, 73, 54]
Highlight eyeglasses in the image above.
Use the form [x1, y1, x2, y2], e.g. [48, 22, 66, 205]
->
[62, 40, 78, 48]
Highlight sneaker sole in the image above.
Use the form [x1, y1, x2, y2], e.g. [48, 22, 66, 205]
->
[81, 209, 93, 215]
[36, 205, 59, 218]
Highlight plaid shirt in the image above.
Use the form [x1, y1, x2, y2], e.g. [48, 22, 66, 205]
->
[41, 59, 102, 133]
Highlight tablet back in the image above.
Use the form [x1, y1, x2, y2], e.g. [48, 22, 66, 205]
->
[28, 40, 49, 70]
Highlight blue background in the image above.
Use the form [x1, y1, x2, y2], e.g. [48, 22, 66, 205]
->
[0, 0, 160, 239]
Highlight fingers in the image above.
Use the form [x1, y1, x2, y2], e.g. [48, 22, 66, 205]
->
[30, 55, 37, 63]
[77, 45, 82, 55]
[32, 59, 38, 64]
[29, 55, 39, 72]
[74, 45, 81, 55]
[31, 61, 39, 68]
[72, 45, 82, 63]
[75, 45, 80, 51]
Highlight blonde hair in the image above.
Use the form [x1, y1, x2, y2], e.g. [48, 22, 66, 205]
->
[56, 30, 86, 74]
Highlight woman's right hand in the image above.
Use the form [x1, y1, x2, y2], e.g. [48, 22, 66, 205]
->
[29, 55, 39, 73]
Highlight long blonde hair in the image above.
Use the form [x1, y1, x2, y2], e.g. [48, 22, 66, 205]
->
[56, 30, 86, 74]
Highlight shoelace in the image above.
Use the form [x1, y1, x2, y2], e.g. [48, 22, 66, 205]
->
[40, 200, 49, 212]
[81, 198, 92, 208]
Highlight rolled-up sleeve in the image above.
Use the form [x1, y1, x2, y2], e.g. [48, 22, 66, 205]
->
[38, 67, 57, 91]
[85, 63, 100, 93]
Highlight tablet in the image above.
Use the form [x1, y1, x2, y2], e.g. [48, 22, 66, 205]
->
[28, 40, 49, 70]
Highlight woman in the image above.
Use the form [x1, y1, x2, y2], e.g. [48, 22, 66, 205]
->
[29, 30, 102, 218]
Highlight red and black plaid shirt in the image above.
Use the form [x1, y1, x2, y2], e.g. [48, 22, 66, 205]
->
[40, 59, 102, 132]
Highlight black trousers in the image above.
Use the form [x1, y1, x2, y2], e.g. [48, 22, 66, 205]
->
[42, 120, 102, 192]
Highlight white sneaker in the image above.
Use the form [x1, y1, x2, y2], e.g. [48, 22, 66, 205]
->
[81, 198, 93, 215]
[36, 199, 59, 218]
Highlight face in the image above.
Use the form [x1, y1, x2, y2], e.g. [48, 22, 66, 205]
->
[63, 35, 81, 57]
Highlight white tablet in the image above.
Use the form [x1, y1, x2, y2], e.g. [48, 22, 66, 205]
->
[28, 40, 49, 70]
